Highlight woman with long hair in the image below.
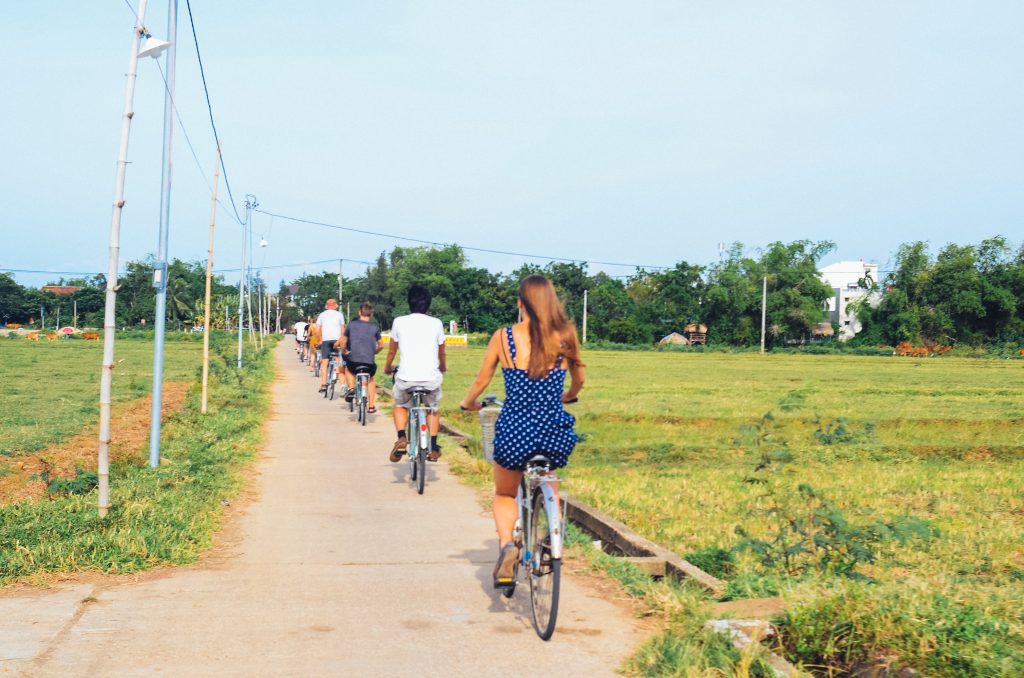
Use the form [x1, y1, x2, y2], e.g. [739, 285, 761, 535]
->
[460, 275, 585, 588]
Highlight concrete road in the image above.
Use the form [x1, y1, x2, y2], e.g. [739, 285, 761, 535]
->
[1, 342, 645, 677]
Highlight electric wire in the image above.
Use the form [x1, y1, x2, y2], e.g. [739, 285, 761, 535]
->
[154, 60, 213, 195]
[214, 257, 376, 274]
[1, 268, 101, 276]
[184, 0, 245, 226]
[255, 209, 672, 270]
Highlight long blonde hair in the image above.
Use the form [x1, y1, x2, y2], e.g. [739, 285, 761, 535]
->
[518, 275, 583, 379]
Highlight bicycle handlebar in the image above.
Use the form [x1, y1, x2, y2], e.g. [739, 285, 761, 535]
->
[460, 395, 578, 411]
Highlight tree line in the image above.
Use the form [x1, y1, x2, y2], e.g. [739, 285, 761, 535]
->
[2, 236, 1021, 348]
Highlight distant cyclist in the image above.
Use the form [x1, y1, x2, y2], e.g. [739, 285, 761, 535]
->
[308, 316, 321, 374]
[316, 299, 345, 392]
[460, 274, 584, 588]
[341, 302, 383, 414]
[383, 285, 446, 462]
[293, 319, 309, 360]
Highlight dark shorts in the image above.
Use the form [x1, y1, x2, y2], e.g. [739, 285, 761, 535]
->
[320, 340, 340, 362]
[346, 361, 377, 377]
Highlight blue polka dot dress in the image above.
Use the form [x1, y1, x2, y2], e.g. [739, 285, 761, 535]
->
[493, 326, 578, 471]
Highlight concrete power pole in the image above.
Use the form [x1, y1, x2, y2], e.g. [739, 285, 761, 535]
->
[760, 276, 767, 354]
[582, 289, 588, 344]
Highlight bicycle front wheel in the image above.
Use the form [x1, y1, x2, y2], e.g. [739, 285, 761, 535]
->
[528, 488, 561, 640]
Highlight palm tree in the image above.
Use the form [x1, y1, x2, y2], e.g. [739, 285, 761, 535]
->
[166, 276, 193, 329]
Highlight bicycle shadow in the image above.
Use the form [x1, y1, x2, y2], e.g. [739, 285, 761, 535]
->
[389, 462, 442, 487]
[458, 545, 535, 632]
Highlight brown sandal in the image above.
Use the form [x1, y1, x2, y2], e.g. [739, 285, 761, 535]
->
[427, 448, 442, 462]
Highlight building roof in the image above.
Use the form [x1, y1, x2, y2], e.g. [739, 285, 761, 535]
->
[40, 285, 82, 295]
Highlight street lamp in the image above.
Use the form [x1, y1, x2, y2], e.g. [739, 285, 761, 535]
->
[97, 0, 171, 517]
[148, 0, 179, 470]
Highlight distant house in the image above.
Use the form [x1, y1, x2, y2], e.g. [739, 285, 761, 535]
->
[818, 260, 880, 340]
[40, 285, 82, 295]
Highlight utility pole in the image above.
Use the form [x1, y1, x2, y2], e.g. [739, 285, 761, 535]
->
[582, 289, 588, 344]
[98, 0, 157, 517]
[148, 0, 179, 469]
[238, 195, 257, 366]
[760, 275, 767, 354]
[201, 145, 221, 414]
[338, 259, 343, 310]
[73, 300, 78, 329]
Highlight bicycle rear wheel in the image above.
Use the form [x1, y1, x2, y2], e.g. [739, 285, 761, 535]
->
[360, 397, 367, 426]
[528, 488, 561, 640]
[413, 438, 425, 497]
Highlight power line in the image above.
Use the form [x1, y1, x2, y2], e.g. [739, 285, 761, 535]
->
[255, 209, 671, 270]
[214, 256, 376, 274]
[184, 0, 245, 226]
[154, 60, 213, 195]
[123, 0, 240, 226]
[1, 267, 101, 276]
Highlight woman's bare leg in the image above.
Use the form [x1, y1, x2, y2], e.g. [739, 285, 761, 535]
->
[493, 465, 523, 547]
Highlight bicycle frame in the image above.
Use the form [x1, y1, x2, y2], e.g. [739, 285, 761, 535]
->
[356, 372, 369, 403]
[516, 467, 564, 563]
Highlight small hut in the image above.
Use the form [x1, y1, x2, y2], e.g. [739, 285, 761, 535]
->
[659, 332, 689, 346]
[684, 323, 708, 345]
[811, 322, 835, 340]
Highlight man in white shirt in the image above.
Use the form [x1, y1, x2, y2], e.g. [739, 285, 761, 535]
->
[316, 298, 345, 392]
[384, 285, 446, 462]
[293, 320, 309, 360]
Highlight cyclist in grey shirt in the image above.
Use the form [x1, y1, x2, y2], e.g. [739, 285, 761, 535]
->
[341, 302, 383, 412]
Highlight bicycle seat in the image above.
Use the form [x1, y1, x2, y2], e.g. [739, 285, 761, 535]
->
[353, 365, 373, 375]
[525, 454, 553, 471]
[408, 387, 432, 396]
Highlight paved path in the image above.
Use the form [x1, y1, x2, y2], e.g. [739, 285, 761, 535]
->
[1, 342, 645, 677]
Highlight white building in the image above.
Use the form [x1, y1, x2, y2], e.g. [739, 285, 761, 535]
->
[818, 260, 880, 340]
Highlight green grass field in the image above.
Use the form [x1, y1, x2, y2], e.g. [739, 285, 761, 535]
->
[440, 347, 1024, 676]
[0, 334, 275, 584]
[0, 337, 202, 456]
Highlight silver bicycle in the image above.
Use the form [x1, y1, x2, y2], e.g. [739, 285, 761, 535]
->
[352, 367, 371, 426]
[477, 395, 565, 640]
[405, 386, 431, 495]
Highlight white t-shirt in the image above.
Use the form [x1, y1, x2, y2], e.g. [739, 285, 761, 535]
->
[316, 309, 345, 341]
[391, 313, 445, 382]
[294, 321, 308, 341]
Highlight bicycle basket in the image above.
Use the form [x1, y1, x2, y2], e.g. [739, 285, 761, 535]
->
[479, 404, 501, 462]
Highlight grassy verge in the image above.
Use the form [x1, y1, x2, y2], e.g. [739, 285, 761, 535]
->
[0, 334, 275, 584]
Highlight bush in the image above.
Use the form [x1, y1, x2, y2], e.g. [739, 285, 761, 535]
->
[778, 579, 1024, 676]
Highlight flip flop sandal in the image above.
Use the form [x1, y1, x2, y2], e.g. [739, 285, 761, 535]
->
[367, 406, 377, 414]
[492, 543, 519, 588]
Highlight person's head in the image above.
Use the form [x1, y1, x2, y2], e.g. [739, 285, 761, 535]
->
[517, 275, 583, 378]
[407, 285, 431, 314]
[325, 298, 338, 310]
[359, 302, 373, 319]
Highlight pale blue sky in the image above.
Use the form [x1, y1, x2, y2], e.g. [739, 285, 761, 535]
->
[1, 1, 1021, 287]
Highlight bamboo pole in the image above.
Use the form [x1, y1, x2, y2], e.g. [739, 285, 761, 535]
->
[201, 145, 221, 414]
[98, 0, 150, 517]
